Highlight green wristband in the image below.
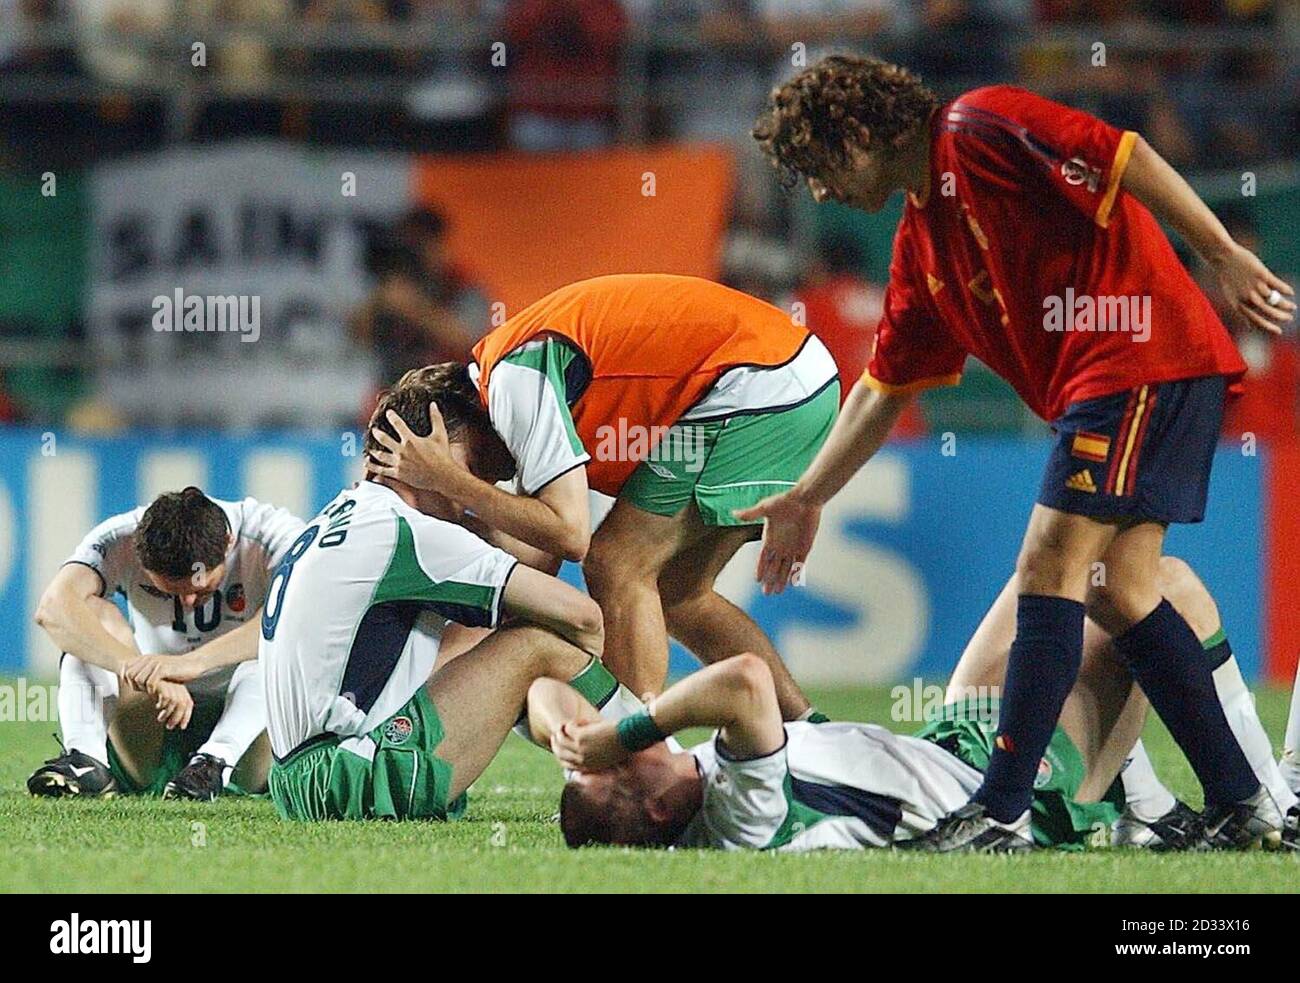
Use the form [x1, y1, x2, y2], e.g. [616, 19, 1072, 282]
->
[616, 711, 666, 752]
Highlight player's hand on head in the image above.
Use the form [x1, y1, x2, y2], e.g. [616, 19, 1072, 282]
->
[550, 720, 626, 772]
[154, 681, 193, 731]
[1215, 241, 1295, 335]
[367, 405, 453, 491]
[733, 491, 821, 596]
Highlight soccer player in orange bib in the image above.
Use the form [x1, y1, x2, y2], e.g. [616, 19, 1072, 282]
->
[367, 273, 840, 720]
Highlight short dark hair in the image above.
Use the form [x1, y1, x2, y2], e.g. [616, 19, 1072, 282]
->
[559, 776, 672, 848]
[364, 363, 494, 463]
[135, 487, 230, 578]
[559, 781, 614, 848]
[753, 54, 939, 189]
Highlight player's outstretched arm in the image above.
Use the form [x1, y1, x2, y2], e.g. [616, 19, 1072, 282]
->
[501, 563, 604, 659]
[33, 564, 140, 675]
[734, 381, 913, 594]
[1122, 135, 1295, 334]
[552, 654, 786, 772]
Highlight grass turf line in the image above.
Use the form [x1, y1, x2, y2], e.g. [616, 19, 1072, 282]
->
[1, 685, 1296, 893]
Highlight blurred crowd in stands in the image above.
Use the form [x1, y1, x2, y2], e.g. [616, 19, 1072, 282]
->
[4, 2, 1297, 165]
[0, 0, 1298, 436]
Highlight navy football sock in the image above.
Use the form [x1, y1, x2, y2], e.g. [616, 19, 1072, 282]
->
[1113, 599, 1258, 806]
[972, 594, 1085, 824]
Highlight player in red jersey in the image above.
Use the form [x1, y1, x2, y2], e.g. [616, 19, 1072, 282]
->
[740, 55, 1294, 851]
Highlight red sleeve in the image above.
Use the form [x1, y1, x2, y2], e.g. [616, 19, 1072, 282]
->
[949, 85, 1138, 229]
[864, 224, 966, 394]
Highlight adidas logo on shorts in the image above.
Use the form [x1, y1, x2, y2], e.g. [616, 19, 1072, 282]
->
[1065, 469, 1097, 494]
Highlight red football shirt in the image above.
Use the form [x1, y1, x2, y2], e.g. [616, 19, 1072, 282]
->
[865, 85, 1246, 422]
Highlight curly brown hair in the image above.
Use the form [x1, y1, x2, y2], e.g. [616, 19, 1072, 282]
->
[753, 55, 939, 188]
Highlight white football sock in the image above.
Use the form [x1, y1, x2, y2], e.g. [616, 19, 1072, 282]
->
[1212, 656, 1297, 812]
[1281, 661, 1300, 797]
[57, 655, 117, 765]
[198, 661, 265, 782]
[1120, 738, 1177, 821]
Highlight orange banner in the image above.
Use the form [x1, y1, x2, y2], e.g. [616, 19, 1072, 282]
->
[411, 145, 735, 315]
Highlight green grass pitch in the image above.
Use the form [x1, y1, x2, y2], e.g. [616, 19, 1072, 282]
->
[2, 684, 1296, 893]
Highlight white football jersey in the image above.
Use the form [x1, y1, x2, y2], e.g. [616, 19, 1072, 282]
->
[66, 497, 305, 694]
[259, 481, 518, 759]
[677, 721, 982, 851]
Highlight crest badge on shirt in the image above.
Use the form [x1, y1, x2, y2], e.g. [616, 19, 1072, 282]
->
[383, 716, 414, 746]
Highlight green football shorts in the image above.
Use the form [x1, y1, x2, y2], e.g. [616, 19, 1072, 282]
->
[108, 723, 207, 796]
[106, 696, 257, 795]
[269, 687, 467, 822]
[620, 380, 840, 526]
[913, 695, 1124, 849]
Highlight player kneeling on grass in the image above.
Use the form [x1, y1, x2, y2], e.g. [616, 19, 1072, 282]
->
[260, 375, 622, 821]
[28, 488, 305, 801]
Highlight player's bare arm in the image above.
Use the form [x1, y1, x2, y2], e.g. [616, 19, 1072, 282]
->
[1122, 135, 1295, 334]
[734, 382, 913, 594]
[34, 563, 141, 675]
[500, 563, 604, 659]
[552, 654, 786, 772]
[460, 513, 562, 575]
[525, 676, 601, 749]
[121, 612, 266, 692]
[370, 405, 591, 562]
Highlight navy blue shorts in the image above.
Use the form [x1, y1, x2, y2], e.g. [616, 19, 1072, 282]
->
[1037, 375, 1227, 524]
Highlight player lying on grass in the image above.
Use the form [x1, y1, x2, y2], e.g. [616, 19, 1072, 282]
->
[739, 55, 1291, 851]
[28, 488, 304, 801]
[956, 556, 1296, 851]
[365, 274, 839, 722]
[260, 371, 627, 821]
[538, 555, 1286, 851]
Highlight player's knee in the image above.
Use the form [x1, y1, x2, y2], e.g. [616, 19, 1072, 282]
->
[722, 653, 773, 703]
[1085, 581, 1159, 636]
[582, 541, 642, 599]
[1155, 555, 1198, 602]
[1155, 556, 1219, 638]
[1014, 540, 1081, 596]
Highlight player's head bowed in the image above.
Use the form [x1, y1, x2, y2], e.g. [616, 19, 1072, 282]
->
[364, 363, 514, 484]
[754, 54, 938, 200]
[135, 486, 231, 581]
